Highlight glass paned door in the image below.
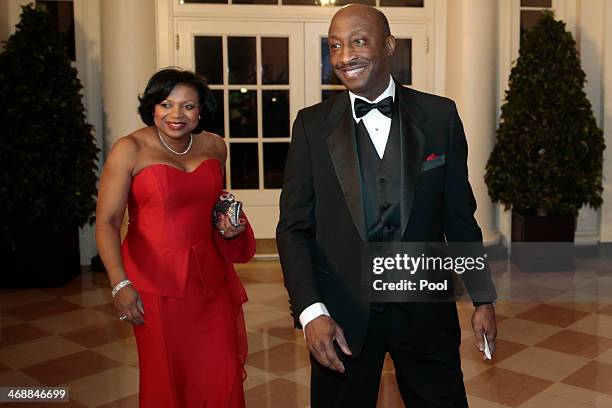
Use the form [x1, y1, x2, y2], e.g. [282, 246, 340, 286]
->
[305, 22, 430, 105]
[177, 21, 304, 238]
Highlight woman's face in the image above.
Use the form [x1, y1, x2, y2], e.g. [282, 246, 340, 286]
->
[154, 84, 200, 139]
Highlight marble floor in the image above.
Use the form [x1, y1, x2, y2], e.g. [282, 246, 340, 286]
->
[1, 258, 612, 407]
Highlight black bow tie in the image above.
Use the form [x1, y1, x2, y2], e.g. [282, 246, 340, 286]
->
[354, 96, 394, 118]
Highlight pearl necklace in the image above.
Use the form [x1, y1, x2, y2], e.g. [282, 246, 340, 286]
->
[157, 129, 193, 156]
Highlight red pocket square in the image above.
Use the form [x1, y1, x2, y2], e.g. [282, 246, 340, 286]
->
[426, 153, 440, 162]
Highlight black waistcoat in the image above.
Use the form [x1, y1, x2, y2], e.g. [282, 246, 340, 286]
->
[355, 100, 402, 244]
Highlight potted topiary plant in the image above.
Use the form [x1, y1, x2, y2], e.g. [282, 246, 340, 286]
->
[485, 11, 605, 270]
[0, 5, 99, 287]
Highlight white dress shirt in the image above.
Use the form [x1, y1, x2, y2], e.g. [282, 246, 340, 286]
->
[299, 76, 396, 330]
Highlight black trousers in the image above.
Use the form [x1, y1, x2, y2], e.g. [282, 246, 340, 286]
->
[310, 303, 468, 408]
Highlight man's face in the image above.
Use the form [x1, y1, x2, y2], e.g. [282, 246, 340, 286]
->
[328, 7, 395, 100]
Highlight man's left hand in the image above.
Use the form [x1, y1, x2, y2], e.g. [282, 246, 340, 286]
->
[471, 304, 497, 357]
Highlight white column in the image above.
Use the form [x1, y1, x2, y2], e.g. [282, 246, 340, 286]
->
[601, 2, 612, 242]
[446, 0, 499, 245]
[101, 0, 157, 151]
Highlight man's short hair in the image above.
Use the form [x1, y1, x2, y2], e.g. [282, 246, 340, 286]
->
[375, 9, 391, 37]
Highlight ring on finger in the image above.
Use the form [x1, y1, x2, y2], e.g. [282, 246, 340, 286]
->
[119, 315, 128, 321]
[219, 229, 225, 235]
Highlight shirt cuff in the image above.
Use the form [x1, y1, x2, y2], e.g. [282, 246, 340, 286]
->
[299, 302, 330, 329]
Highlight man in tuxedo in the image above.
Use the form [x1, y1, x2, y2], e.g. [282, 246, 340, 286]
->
[276, 4, 497, 407]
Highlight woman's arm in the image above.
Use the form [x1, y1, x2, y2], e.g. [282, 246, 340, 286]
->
[95, 136, 145, 324]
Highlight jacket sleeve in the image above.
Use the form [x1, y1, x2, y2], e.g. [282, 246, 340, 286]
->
[443, 103, 497, 304]
[213, 211, 256, 264]
[276, 110, 322, 325]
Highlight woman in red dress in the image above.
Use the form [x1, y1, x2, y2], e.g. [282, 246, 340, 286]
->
[95, 68, 255, 407]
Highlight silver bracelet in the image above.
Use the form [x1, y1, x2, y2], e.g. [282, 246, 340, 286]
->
[111, 280, 132, 298]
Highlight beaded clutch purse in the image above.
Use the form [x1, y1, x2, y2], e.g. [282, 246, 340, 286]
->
[212, 192, 243, 228]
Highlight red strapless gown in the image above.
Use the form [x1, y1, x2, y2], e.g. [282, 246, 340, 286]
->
[120, 159, 255, 408]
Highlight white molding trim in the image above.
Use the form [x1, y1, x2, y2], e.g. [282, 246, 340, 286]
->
[74, 0, 104, 264]
[433, 0, 447, 95]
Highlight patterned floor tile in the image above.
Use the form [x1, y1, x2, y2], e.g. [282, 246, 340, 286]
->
[93, 340, 139, 365]
[495, 347, 589, 382]
[282, 366, 311, 388]
[247, 342, 311, 376]
[535, 329, 612, 358]
[21, 350, 120, 386]
[568, 313, 612, 338]
[599, 304, 612, 316]
[496, 316, 563, 345]
[0, 313, 23, 328]
[245, 364, 280, 391]
[253, 315, 303, 343]
[0, 335, 86, 369]
[4, 299, 82, 321]
[29, 308, 116, 334]
[247, 330, 287, 355]
[245, 378, 310, 408]
[96, 394, 139, 408]
[0, 323, 51, 347]
[562, 360, 612, 395]
[515, 304, 590, 328]
[465, 367, 553, 407]
[62, 287, 113, 308]
[0, 289, 55, 309]
[518, 383, 612, 408]
[376, 371, 403, 407]
[68, 365, 139, 407]
[61, 321, 134, 348]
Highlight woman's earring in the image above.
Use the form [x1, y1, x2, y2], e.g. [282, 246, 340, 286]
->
[198, 114, 201, 119]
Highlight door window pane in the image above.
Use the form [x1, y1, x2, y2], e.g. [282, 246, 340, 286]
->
[380, 0, 423, 5]
[228, 37, 256, 84]
[36, 1, 75, 61]
[234, 0, 276, 3]
[321, 38, 342, 85]
[263, 91, 289, 138]
[205, 90, 224, 136]
[322, 89, 344, 101]
[231, 144, 259, 189]
[182, 0, 227, 3]
[521, 0, 551, 7]
[264, 143, 289, 188]
[194, 36, 223, 85]
[329, 0, 374, 4]
[262, 37, 289, 85]
[389, 38, 412, 85]
[229, 90, 257, 138]
[521, 10, 546, 34]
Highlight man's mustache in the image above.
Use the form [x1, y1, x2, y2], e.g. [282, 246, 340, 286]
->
[334, 58, 368, 70]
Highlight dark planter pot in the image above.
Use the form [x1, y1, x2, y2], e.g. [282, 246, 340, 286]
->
[1, 225, 81, 288]
[510, 210, 576, 272]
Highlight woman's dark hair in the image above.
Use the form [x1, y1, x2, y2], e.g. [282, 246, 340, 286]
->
[138, 68, 216, 134]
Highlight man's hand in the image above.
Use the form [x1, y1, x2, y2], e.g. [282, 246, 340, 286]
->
[304, 315, 352, 373]
[471, 304, 497, 357]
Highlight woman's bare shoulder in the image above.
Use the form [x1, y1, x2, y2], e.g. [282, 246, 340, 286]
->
[197, 131, 227, 164]
[107, 127, 152, 169]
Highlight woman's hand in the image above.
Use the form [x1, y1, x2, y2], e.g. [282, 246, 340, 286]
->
[114, 285, 145, 325]
[216, 214, 246, 239]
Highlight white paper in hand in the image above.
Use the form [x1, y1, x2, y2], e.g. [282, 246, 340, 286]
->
[483, 334, 492, 360]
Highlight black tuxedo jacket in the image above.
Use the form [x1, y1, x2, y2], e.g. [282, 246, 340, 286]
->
[277, 82, 494, 355]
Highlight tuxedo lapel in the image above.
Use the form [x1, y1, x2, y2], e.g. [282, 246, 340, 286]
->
[325, 92, 368, 243]
[397, 84, 426, 239]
